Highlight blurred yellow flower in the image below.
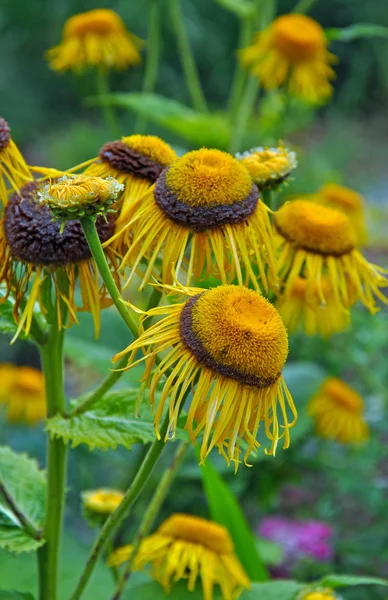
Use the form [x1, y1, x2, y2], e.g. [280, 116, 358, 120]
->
[308, 377, 369, 445]
[298, 588, 340, 600]
[240, 14, 336, 104]
[112, 148, 277, 293]
[0, 364, 46, 425]
[109, 514, 250, 600]
[46, 9, 143, 73]
[0, 117, 32, 206]
[276, 276, 351, 337]
[274, 200, 387, 314]
[236, 145, 297, 191]
[114, 284, 296, 468]
[310, 183, 368, 246]
[82, 489, 124, 514]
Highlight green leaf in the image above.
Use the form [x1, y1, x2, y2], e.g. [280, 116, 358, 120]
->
[0, 593, 35, 600]
[200, 457, 268, 581]
[46, 389, 187, 451]
[326, 24, 388, 42]
[0, 292, 18, 336]
[0, 447, 45, 554]
[123, 580, 211, 600]
[319, 574, 388, 588]
[105, 93, 231, 149]
[256, 537, 284, 566]
[240, 581, 303, 599]
[213, 0, 255, 18]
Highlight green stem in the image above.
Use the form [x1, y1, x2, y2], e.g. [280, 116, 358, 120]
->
[38, 321, 67, 600]
[69, 411, 171, 600]
[228, 76, 259, 154]
[292, 0, 318, 13]
[111, 441, 189, 600]
[97, 68, 120, 138]
[136, 0, 162, 133]
[228, 16, 254, 119]
[168, 0, 208, 112]
[261, 189, 273, 209]
[0, 483, 42, 541]
[80, 218, 138, 338]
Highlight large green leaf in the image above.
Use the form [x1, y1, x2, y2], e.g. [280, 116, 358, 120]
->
[0, 593, 35, 600]
[106, 93, 231, 148]
[0, 447, 45, 554]
[319, 574, 388, 588]
[213, 0, 255, 18]
[326, 24, 388, 42]
[47, 389, 187, 450]
[240, 581, 303, 599]
[200, 457, 268, 581]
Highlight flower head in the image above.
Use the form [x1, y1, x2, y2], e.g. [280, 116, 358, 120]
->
[0, 364, 46, 425]
[275, 276, 351, 337]
[236, 146, 297, 190]
[109, 513, 250, 600]
[240, 14, 336, 104]
[274, 200, 387, 314]
[308, 377, 369, 444]
[312, 183, 367, 245]
[114, 284, 296, 468]
[39, 174, 123, 223]
[297, 587, 340, 600]
[46, 9, 143, 72]
[112, 148, 277, 292]
[0, 117, 33, 205]
[82, 488, 124, 514]
[1, 181, 117, 339]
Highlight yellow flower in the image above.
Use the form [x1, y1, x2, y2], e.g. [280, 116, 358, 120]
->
[46, 9, 143, 73]
[0, 364, 46, 425]
[236, 145, 297, 190]
[240, 14, 336, 104]
[275, 276, 351, 337]
[109, 514, 250, 600]
[308, 377, 369, 444]
[297, 587, 340, 600]
[114, 284, 296, 468]
[112, 148, 277, 293]
[311, 183, 368, 246]
[274, 200, 387, 314]
[0, 117, 33, 206]
[0, 181, 119, 339]
[83, 135, 177, 254]
[82, 489, 124, 514]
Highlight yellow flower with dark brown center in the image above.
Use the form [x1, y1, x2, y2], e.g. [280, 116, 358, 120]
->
[274, 200, 387, 314]
[82, 488, 124, 514]
[0, 364, 46, 425]
[240, 14, 336, 104]
[0, 181, 118, 339]
[0, 117, 33, 206]
[298, 588, 340, 600]
[311, 183, 368, 245]
[109, 514, 250, 600]
[46, 9, 143, 72]
[275, 276, 352, 337]
[308, 378, 368, 445]
[111, 148, 277, 292]
[114, 284, 296, 468]
[236, 146, 297, 190]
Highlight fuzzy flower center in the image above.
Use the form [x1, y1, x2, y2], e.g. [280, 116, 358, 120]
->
[324, 378, 364, 413]
[321, 183, 363, 212]
[165, 148, 253, 208]
[275, 200, 356, 256]
[84, 489, 124, 513]
[64, 9, 125, 38]
[237, 146, 297, 186]
[180, 286, 288, 387]
[302, 592, 336, 600]
[159, 514, 233, 554]
[272, 14, 326, 62]
[0, 117, 11, 152]
[39, 174, 123, 210]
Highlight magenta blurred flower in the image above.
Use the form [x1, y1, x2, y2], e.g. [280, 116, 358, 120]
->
[259, 516, 333, 575]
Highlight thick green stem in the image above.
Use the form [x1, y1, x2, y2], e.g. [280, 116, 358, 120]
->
[168, 0, 208, 112]
[69, 412, 171, 600]
[80, 218, 138, 337]
[228, 16, 254, 119]
[136, 0, 162, 133]
[38, 321, 67, 600]
[261, 189, 273, 209]
[228, 76, 259, 154]
[112, 441, 189, 600]
[97, 68, 120, 138]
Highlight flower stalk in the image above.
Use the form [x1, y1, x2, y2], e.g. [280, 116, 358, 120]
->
[97, 67, 120, 138]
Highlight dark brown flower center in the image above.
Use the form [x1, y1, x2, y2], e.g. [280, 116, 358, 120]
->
[99, 141, 165, 182]
[0, 117, 11, 152]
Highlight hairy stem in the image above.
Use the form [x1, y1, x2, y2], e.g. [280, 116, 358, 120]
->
[97, 68, 120, 138]
[168, 0, 208, 112]
[228, 76, 259, 154]
[228, 16, 254, 119]
[112, 441, 189, 600]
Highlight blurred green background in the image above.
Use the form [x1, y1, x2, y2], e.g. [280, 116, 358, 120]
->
[1, 0, 388, 598]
